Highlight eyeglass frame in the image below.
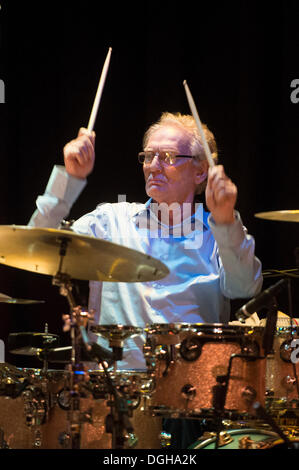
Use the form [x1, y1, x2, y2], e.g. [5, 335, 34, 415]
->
[138, 149, 196, 166]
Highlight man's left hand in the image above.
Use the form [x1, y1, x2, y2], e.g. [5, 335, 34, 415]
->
[205, 165, 237, 224]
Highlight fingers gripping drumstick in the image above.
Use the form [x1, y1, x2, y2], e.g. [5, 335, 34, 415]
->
[87, 47, 112, 132]
[183, 80, 215, 168]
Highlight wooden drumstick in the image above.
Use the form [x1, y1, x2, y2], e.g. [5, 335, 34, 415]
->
[87, 47, 112, 132]
[183, 80, 215, 167]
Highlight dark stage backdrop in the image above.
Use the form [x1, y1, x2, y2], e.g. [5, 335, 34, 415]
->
[0, 1, 298, 368]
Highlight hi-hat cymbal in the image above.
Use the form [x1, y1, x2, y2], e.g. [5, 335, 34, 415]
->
[8, 332, 59, 356]
[255, 210, 299, 222]
[0, 293, 45, 304]
[0, 225, 169, 282]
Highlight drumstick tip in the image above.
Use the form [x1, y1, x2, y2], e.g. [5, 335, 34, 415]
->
[183, 79, 187, 86]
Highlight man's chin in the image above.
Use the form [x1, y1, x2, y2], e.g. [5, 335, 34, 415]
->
[146, 185, 161, 199]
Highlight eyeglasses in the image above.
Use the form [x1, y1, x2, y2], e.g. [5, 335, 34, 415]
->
[138, 150, 194, 166]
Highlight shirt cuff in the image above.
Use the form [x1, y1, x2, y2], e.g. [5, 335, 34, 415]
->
[208, 210, 247, 247]
[45, 165, 87, 207]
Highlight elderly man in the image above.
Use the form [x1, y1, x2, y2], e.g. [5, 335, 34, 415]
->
[30, 112, 262, 371]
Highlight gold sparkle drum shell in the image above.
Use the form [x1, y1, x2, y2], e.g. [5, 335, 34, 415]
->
[0, 367, 161, 449]
[144, 323, 266, 418]
[266, 326, 299, 401]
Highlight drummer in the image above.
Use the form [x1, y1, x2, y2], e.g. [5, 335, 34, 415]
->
[30, 112, 262, 370]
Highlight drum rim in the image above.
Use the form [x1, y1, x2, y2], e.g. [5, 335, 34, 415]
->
[145, 323, 265, 339]
[190, 427, 279, 449]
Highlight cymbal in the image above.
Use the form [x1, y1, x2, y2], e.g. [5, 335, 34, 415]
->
[0, 292, 45, 304]
[8, 332, 59, 356]
[90, 324, 143, 341]
[0, 225, 169, 282]
[255, 210, 299, 222]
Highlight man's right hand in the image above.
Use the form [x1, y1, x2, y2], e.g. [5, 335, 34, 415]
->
[63, 127, 96, 179]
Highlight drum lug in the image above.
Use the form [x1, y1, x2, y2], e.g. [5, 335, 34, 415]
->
[241, 385, 257, 405]
[218, 431, 234, 447]
[181, 383, 196, 401]
[33, 429, 42, 448]
[124, 432, 138, 448]
[159, 431, 172, 447]
[281, 375, 297, 391]
[201, 431, 234, 447]
[80, 409, 93, 424]
[238, 435, 267, 449]
[58, 431, 71, 449]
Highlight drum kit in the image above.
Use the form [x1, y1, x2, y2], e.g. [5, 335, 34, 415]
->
[0, 209, 298, 450]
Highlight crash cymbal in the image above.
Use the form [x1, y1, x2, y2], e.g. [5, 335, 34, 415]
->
[0, 225, 169, 282]
[255, 210, 299, 222]
[0, 292, 45, 304]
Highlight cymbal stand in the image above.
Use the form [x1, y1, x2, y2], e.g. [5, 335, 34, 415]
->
[52, 236, 86, 449]
[100, 356, 134, 449]
[41, 323, 49, 373]
[79, 327, 134, 449]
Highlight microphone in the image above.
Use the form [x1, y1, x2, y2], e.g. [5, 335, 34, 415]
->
[235, 278, 287, 322]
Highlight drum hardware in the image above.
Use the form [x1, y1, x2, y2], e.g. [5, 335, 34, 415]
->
[90, 325, 143, 363]
[159, 431, 172, 447]
[0, 292, 45, 304]
[0, 363, 30, 398]
[155, 344, 177, 378]
[80, 325, 139, 449]
[50, 237, 98, 449]
[0, 225, 169, 449]
[205, 349, 267, 449]
[0, 428, 9, 449]
[179, 336, 202, 362]
[8, 325, 59, 373]
[262, 302, 278, 357]
[252, 401, 295, 448]
[22, 385, 49, 447]
[189, 427, 286, 450]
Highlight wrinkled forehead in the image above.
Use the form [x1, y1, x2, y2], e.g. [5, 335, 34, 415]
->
[145, 125, 191, 154]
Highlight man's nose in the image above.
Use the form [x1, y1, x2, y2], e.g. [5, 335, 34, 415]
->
[149, 154, 162, 171]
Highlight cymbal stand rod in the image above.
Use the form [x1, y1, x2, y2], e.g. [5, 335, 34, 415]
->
[42, 323, 49, 373]
[52, 238, 84, 449]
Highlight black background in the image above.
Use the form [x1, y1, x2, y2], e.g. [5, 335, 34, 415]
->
[0, 0, 298, 368]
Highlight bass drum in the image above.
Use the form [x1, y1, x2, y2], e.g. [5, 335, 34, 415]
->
[189, 427, 299, 449]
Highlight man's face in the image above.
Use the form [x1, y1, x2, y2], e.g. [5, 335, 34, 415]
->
[143, 125, 204, 205]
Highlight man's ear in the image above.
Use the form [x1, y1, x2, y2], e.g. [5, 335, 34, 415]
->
[194, 159, 209, 184]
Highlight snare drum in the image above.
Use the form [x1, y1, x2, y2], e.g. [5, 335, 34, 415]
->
[144, 323, 266, 419]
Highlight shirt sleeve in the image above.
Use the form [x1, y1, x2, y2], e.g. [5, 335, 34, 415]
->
[208, 211, 263, 299]
[28, 165, 87, 228]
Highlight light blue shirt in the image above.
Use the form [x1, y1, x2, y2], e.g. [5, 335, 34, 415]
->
[29, 165, 263, 369]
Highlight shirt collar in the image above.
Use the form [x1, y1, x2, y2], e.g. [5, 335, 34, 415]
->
[130, 198, 210, 230]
